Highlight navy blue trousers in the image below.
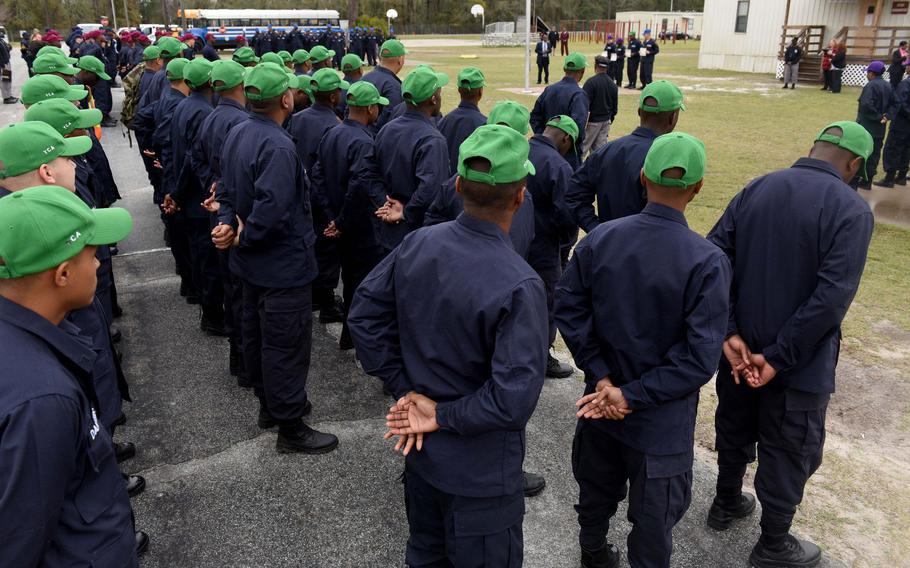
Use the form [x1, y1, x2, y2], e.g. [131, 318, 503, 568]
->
[626, 58, 640, 86]
[882, 124, 910, 173]
[187, 217, 224, 320]
[403, 467, 524, 568]
[714, 360, 829, 539]
[241, 282, 312, 422]
[572, 420, 692, 568]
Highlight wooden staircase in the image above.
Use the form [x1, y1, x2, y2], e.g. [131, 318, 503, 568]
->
[797, 54, 823, 84]
[779, 25, 825, 84]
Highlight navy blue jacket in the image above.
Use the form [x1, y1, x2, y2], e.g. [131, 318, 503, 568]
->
[556, 203, 731, 464]
[424, 174, 536, 260]
[642, 38, 660, 61]
[152, 86, 187, 203]
[707, 158, 874, 394]
[627, 38, 643, 59]
[857, 76, 892, 138]
[0, 297, 136, 568]
[221, 112, 318, 288]
[373, 107, 450, 249]
[85, 79, 112, 116]
[526, 135, 576, 270]
[136, 67, 169, 119]
[437, 101, 487, 173]
[310, 119, 382, 248]
[170, 91, 214, 218]
[201, 44, 219, 62]
[84, 133, 120, 207]
[530, 76, 589, 167]
[288, 103, 342, 172]
[361, 65, 403, 128]
[566, 126, 657, 232]
[336, 75, 360, 118]
[192, 97, 249, 221]
[887, 77, 910, 128]
[348, 214, 548, 498]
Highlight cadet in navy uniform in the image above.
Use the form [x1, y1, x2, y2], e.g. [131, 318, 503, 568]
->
[201, 33, 220, 62]
[438, 67, 487, 173]
[152, 59, 194, 301]
[530, 52, 589, 169]
[134, 37, 185, 118]
[567, 81, 684, 232]
[602, 34, 616, 76]
[372, 66, 450, 252]
[349, 124, 548, 568]
[77, 55, 116, 127]
[162, 58, 226, 336]
[0, 184, 137, 567]
[625, 31, 642, 89]
[425, 100, 538, 263]
[526, 115, 578, 380]
[195, 60, 250, 382]
[131, 45, 165, 218]
[612, 38, 625, 85]
[876, 70, 910, 187]
[308, 81, 388, 350]
[639, 29, 659, 89]
[706, 122, 874, 568]
[218, 63, 338, 454]
[337, 53, 364, 117]
[557, 132, 730, 568]
[366, 28, 379, 66]
[855, 61, 891, 189]
[362, 39, 407, 129]
[288, 67, 347, 322]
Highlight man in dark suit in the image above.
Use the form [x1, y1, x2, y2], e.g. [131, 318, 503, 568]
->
[535, 32, 553, 85]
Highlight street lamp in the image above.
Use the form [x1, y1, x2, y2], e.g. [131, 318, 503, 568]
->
[471, 4, 485, 31]
[386, 9, 398, 36]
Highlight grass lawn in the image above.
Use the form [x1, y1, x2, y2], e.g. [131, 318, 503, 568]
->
[405, 38, 910, 364]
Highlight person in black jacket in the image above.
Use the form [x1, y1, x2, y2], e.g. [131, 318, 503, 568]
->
[888, 41, 908, 91]
[535, 32, 553, 85]
[830, 43, 847, 94]
[782, 37, 801, 89]
[0, 31, 17, 103]
[582, 55, 618, 156]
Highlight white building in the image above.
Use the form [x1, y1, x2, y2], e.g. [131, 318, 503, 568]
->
[614, 11, 703, 39]
[698, 0, 910, 85]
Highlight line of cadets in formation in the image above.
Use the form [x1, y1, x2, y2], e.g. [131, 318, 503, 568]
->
[536, 29, 659, 91]
[0, 31, 891, 568]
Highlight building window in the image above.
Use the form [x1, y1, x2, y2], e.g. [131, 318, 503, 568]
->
[735, 0, 750, 33]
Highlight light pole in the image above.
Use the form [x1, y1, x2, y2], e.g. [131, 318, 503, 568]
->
[471, 4, 485, 32]
[386, 8, 398, 35]
[523, 0, 531, 92]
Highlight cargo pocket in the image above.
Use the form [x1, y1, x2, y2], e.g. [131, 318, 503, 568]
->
[263, 290, 309, 349]
[779, 390, 829, 454]
[74, 426, 120, 524]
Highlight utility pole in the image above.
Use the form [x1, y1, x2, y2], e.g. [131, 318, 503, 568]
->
[123, 0, 130, 28]
[523, 0, 531, 92]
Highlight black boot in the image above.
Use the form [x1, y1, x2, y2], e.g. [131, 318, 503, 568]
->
[135, 530, 150, 556]
[276, 420, 338, 454]
[874, 170, 896, 188]
[895, 170, 908, 186]
[318, 295, 345, 323]
[124, 474, 146, 498]
[200, 307, 228, 336]
[546, 353, 573, 378]
[707, 492, 756, 530]
[749, 534, 821, 568]
[114, 441, 136, 463]
[522, 470, 546, 497]
[581, 542, 620, 568]
[229, 341, 244, 377]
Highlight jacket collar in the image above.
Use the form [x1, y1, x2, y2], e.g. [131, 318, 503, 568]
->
[791, 157, 844, 180]
[642, 202, 688, 228]
[455, 212, 511, 244]
[0, 296, 96, 374]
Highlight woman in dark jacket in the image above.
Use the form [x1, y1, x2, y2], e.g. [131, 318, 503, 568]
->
[889, 41, 908, 90]
[830, 42, 846, 93]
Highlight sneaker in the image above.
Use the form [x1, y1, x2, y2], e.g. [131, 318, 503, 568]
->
[276, 421, 338, 454]
[707, 492, 756, 530]
[546, 354, 573, 378]
[581, 542, 620, 568]
[749, 534, 821, 568]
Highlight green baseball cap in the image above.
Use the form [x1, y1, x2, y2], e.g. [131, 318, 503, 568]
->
[36, 45, 77, 64]
[233, 46, 259, 64]
[0, 121, 93, 179]
[183, 58, 213, 89]
[142, 45, 162, 61]
[309, 45, 335, 63]
[402, 66, 449, 105]
[260, 52, 284, 66]
[21, 75, 88, 105]
[286, 71, 301, 90]
[458, 124, 535, 185]
[292, 49, 310, 64]
[77, 55, 112, 81]
[24, 98, 102, 136]
[642, 132, 707, 188]
[564, 52, 587, 71]
[0, 185, 133, 279]
[629, 30, 637, 37]
[244, 62, 291, 101]
[345, 80, 389, 107]
[166, 57, 189, 81]
[32, 53, 80, 76]
[456, 67, 485, 89]
[487, 100, 530, 136]
[341, 53, 363, 72]
[211, 60, 246, 92]
[156, 36, 186, 59]
[640, 80, 686, 112]
[277, 50, 292, 62]
[380, 39, 408, 58]
[309, 68, 349, 92]
[815, 121, 874, 179]
[545, 114, 579, 142]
